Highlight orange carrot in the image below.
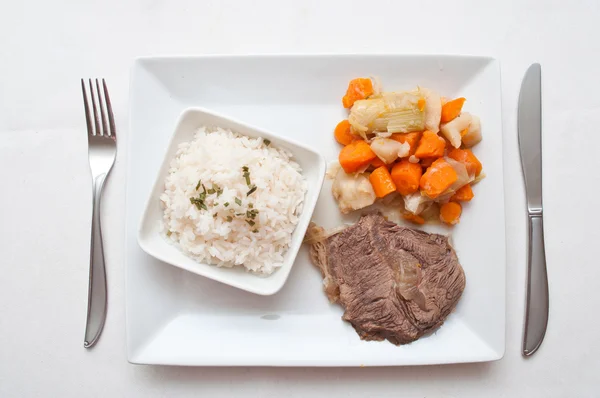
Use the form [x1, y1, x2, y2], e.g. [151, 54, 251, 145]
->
[417, 98, 426, 111]
[339, 140, 377, 173]
[440, 202, 462, 225]
[447, 148, 483, 176]
[451, 184, 474, 202]
[403, 213, 425, 225]
[371, 157, 386, 168]
[391, 132, 422, 156]
[391, 160, 423, 196]
[342, 78, 374, 108]
[414, 130, 445, 158]
[440, 97, 466, 123]
[369, 166, 397, 198]
[420, 158, 458, 199]
[334, 120, 356, 146]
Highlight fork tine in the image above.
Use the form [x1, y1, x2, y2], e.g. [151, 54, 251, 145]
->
[88, 79, 101, 136]
[81, 79, 93, 135]
[102, 79, 116, 139]
[95, 79, 108, 137]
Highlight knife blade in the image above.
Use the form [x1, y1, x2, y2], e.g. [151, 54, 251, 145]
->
[518, 63, 549, 357]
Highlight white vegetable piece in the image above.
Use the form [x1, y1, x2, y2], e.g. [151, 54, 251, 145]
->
[403, 192, 432, 215]
[332, 169, 376, 214]
[421, 88, 442, 133]
[462, 114, 482, 148]
[370, 138, 410, 164]
[440, 112, 473, 148]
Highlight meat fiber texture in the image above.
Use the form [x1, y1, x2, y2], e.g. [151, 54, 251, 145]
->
[309, 213, 465, 345]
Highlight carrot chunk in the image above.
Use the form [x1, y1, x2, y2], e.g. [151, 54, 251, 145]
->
[339, 140, 377, 173]
[403, 213, 425, 225]
[391, 160, 423, 196]
[440, 202, 462, 225]
[371, 157, 386, 168]
[447, 148, 482, 176]
[334, 120, 356, 146]
[414, 130, 445, 158]
[342, 78, 374, 108]
[451, 184, 474, 202]
[391, 132, 422, 156]
[440, 97, 466, 123]
[419, 158, 458, 199]
[369, 166, 397, 198]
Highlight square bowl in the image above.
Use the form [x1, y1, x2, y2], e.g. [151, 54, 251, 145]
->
[137, 107, 326, 295]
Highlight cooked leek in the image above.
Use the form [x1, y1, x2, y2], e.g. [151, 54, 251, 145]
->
[348, 91, 425, 135]
[420, 88, 442, 133]
[404, 192, 432, 215]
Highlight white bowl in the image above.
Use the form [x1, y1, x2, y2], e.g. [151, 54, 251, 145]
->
[137, 107, 326, 295]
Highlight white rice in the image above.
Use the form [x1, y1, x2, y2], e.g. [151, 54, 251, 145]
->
[160, 127, 307, 275]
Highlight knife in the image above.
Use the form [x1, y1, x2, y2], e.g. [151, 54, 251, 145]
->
[518, 63, 549, 357]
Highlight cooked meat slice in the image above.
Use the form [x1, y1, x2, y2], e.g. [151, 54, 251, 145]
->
[309, 213, 465, 345]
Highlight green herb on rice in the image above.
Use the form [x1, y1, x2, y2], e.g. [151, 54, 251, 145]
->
[242, 165, 251, 186]
[190, 185, 208, 211]
[190, 197, 208, 211]
[246, 209, 259, 219]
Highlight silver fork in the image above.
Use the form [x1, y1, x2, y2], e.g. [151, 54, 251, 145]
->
[81, 79, 117, 349]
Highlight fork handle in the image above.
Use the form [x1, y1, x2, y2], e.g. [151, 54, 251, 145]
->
[84, 173, 108, 348]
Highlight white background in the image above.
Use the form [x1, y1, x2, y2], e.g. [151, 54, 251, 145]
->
[0, 0, 599, 396]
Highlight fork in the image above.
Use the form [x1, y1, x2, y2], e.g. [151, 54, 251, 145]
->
[81, 79, 117, 349]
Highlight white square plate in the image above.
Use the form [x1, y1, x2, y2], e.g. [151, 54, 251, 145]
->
[126, 55, 505, 366]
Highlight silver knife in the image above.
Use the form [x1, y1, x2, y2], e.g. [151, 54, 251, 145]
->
[518, 63, 549, 356]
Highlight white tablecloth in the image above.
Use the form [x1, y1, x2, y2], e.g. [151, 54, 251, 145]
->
[1, 0, 599, 396]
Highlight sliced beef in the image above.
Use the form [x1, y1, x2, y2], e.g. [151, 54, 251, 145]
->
[309, 212, 465, 345]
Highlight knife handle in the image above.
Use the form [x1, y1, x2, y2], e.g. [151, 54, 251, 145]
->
[522, 213, 549, 356]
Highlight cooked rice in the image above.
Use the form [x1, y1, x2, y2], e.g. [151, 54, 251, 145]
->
[160, 127, 307, 274]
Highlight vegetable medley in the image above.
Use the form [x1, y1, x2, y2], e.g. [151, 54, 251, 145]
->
[332, 77, 484, 226]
